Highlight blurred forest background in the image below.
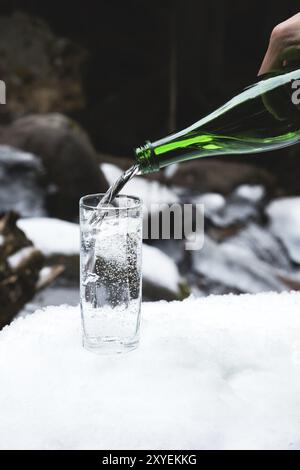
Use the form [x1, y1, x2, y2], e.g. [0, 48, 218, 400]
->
[1, 0, 300, 328]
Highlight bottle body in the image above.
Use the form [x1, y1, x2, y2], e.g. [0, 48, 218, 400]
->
[135, 68, 300, 174]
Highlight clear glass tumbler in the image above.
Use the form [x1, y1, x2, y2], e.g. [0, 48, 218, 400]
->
[80, 194, 143, 354]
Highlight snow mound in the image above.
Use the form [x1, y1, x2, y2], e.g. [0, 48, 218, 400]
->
[193, 188, 260, 228]
[1, 291, 300, 450]
[234, 184, 265, 202]
[143, 244, 181, 294]
[17, 218, 79, 256]
[266, 197, 300, 264]
[101, 163, 179, 212]
[193, 193, 226, 214]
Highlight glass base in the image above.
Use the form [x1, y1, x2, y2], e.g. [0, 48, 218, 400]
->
[83, 335, 139, 355]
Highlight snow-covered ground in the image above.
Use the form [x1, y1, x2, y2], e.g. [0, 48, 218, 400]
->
[1, 291, 300, 450]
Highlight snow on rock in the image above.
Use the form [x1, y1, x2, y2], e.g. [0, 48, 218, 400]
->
[234, 184, 265, 203]
[0, 145, 39, 166]
[143, 244, 181, 294]
[17, 218, 79, 256]
[1, 291, 300, 450]
[0, 145, 46, 217]
[266, 197, 300, 264]
[101, 163, 179, 212]
[193, 190, 259, 228]
[228, 223, 291, 271]
[193, 193, 226, 215]
[193, 235, 288, 294]
[8, 246, 36, 269]
[164, 163, 178, 179]
[38, 266, 53, 283]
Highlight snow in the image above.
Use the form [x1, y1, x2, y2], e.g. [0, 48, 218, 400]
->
[193, 193, 226, 214]
[193, 235, 287, 293]
[267, 197, 300, 264]
[142, 244, 181, 294]
[234, 184, 265, 202]
[0, 145, 46, 217]
[101, 163, 179, 213]
[17, 218, 79, 256]
[228, 222, 291, 270]
[0, 144, 41, 165]
[164, 163, 178, 179]
[193, 190, 258, 228]
[8, 246, 36, 269]
[1, 291, 300, 450]
[38, 266, 53, 283]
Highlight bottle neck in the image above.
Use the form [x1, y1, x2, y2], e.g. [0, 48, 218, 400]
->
[135, 68, 300, 175]
[134, 141, 159, 174]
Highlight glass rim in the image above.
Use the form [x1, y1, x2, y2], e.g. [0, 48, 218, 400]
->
[80, 193, 142, 211]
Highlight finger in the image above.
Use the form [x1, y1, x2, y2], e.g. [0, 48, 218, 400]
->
[280, 45, 300, 68]
[258, 47, 283, 76]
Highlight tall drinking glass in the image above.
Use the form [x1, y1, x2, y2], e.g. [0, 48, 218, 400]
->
[80, 194, 143, 354]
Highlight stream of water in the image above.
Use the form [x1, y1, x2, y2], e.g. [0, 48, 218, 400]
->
[86, 163, 140, 273]
[88, 164, 139, 227]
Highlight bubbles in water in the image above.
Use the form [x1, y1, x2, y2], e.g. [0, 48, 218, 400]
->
[80, 164, 142, 348]
[80, 211, 142, 342]
[82, 272, 99, 286]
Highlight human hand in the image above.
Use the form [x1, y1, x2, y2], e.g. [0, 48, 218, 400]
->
[259, 12, 300, 75]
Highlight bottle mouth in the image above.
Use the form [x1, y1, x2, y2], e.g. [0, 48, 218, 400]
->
[134, 141, 159, 174]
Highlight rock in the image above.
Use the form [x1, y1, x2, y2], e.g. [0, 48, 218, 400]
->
[192, 235, 287, 295]
[0, 12, 87, 122]
[159, 160, 276, 195]
[266, 197, 300, 265]
[0, 145, 46, 217]
[249, 144, 300, 197]
[0, 114, 109, 219]
[0, 212, 32, 258]
[193, 184, 267, 235]
[191, 220, 300, 296]
[97, 153, 133, 170]
[227, 223, 292, 271]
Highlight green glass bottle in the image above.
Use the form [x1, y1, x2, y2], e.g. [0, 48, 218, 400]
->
[135, 68, 300, 174]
